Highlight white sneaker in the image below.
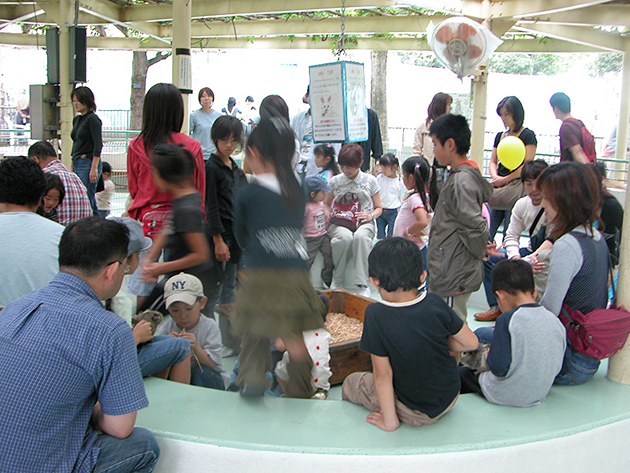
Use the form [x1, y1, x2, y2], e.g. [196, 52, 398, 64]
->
[221, 346, 236, 358]
[357, 286, 371, 298]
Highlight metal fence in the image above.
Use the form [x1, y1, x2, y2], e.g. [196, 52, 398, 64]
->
[0, 118, 627, 187]
[387, 127, 629, 183]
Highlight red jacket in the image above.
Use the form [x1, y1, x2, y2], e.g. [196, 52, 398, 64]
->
[127, 133, 205, 220]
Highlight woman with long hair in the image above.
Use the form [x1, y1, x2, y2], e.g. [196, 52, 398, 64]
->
[126, 83, 206, 302]
[412, 93, 453, 187]
[538, 162, 609, 385]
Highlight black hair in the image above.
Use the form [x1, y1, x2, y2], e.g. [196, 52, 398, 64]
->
[550, 92, 571, 114]
[43, 173, 65, 205]
[227, 97, 236, 113]
[72, 86, 97, 112]
[313, 143, 340, 175]
[246, 118, 299, 209]
[401, 156, 438, 211]
[198, 87, 214, 103]
[246, 96, 254, 103]
[140, 83, 184, 154]
[369, 237, 424, 292]
[496, 96, 525, 131]
[490, 259, 535, 296]
[0, 156, 46, 206]
[151, 144, 195, 185]
[260, 95, 290, 123]
[521, 159, 548, 182]
[211, 115, 244, 147]
[427, 92, 453, 125]
[59, 217, 129, 277]
[101, 161, 112, 174]
[429, 113, 471, 156]
[28, 141, 57, 159]
[379, 153, 399, 168]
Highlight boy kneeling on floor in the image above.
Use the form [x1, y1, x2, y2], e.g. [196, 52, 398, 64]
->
[459, 259, 566, 407]
[342, 237, 479, 431]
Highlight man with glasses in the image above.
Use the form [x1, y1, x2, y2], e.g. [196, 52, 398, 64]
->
[0, 156, 65, 307]
[0, 217, 160, 472]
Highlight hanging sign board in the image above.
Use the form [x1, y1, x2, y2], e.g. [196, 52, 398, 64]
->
[309, 61, 368, 143]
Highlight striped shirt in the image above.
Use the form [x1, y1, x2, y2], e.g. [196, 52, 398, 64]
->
[44, 159, 92, 225]
[0, 272, 148, 472]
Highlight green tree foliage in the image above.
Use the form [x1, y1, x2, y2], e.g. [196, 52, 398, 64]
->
[489, 54, 567, 75]
[396, 51, 444, 69]
[588, 53, 623, 77]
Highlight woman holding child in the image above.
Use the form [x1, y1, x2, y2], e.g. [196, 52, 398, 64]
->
[538, 162, 609, 385]
[325, 142, 382, 297]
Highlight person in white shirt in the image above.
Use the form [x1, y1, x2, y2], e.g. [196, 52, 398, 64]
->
[376, 153, 406, 239]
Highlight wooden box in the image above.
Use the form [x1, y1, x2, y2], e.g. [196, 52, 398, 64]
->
[322, 289, 374, 385]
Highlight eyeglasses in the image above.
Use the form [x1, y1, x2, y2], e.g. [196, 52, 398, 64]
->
[107, 260, 132, 274]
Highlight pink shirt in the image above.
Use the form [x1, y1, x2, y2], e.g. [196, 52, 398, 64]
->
[393, 192, 427, 249]
[304, 201, 327, 238]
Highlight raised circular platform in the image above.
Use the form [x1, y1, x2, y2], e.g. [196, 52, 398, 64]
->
[137, 358, 630, 473]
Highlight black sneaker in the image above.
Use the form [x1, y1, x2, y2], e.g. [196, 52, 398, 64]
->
[240, 384, 265, 398]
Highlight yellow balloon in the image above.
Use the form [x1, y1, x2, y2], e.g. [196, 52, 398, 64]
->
[497, 136, 526, 171]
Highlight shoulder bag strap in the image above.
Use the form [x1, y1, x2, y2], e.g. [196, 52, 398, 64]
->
[529, 208, 545, 237]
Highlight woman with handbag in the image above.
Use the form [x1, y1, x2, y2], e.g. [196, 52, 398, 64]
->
[325, 143, 382, 298]
[488, 96, 537, 239]
[71, 86, 102, 216]
[538, 162, 609, 385]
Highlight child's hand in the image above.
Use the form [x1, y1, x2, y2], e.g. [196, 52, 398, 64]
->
[214, 240, 230, 262]
[168, 331, 180, 338]
[132, 320, 153, 345]
[485, 242, 504, 258]
[179, 331, 197, 348]
[523, 254, 546, 273]
[365, 411, 400, 432]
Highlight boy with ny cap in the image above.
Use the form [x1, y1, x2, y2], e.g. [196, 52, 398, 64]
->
[155, 273, 230, 390]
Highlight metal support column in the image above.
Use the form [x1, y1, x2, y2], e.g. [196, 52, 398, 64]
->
[171, 0, 192, 134]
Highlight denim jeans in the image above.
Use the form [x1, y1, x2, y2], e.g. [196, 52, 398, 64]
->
[73, 157, 102, 216]
[205, 261, 237, 317]
[489, 208, 512, 240]
[137, 335, 190, 377]
[554, 342, 600, 386]
[376, 208, 398, 239]
[99, 210, 111, 219]
[474, 326, 495, 344]
[93, 427, 160, 473]
[420, 245, 429, 291]
[191, 365, 225, 390]
[482, 247, 531, 308]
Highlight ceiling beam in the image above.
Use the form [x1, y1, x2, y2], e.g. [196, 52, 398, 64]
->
[78, 5, 169, 43]
[123, 0, 400, 23]
[518, 4, 630, 28]
[396, 1, 483, 18]
[0, 30, 611, 53]
[513, 22, 626, 52]
[0, 8, 44, 30]
[489, 0, 611, 20]
[162, 14, 446, 39]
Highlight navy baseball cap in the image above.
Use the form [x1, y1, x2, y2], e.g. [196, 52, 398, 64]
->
[306, 176, 331, 194]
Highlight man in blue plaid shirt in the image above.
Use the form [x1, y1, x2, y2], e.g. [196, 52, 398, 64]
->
[0, 217, 159, 472]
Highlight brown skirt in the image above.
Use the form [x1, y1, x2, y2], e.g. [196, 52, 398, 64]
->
[233, 268, 325, 339]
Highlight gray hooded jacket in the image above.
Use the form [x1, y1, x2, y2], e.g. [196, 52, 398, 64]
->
[428, 162, 494, 297]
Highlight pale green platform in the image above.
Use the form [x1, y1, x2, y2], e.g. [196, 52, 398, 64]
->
[138, 292, 630, 457]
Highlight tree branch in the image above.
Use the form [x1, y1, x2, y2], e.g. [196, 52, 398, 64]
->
[148, 51, 171, 67]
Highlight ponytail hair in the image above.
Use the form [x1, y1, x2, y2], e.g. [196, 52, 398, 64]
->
[402, 156, 438, 211]
[247, 118, 300, 209]
[313, 143, 340, 175]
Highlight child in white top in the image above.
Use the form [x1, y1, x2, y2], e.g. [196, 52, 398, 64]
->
[96, 161, 115, 219]
[376, 153, 405, 239]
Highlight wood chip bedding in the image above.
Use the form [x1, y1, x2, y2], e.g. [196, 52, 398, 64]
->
[325, 312, 364, 344]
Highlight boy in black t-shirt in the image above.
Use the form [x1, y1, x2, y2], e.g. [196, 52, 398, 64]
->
[141, 144, 214, 315]
[342, 238, 479, 431]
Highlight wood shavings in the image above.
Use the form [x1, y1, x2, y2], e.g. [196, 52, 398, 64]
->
[325, 312, 364, 344]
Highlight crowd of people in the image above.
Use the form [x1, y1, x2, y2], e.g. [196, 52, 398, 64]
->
[0, 83, 623, 471]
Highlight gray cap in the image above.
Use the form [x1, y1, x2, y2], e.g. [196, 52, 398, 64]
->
[108, 216, 152, 257]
